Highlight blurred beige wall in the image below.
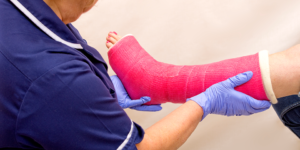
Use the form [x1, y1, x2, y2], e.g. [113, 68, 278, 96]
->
[73, 0, 300, 149]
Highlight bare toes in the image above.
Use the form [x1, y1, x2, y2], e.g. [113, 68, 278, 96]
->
[107, 36, 117, 44]
[105, 31, 123, 49]
[106, 42, 113, 49]
[109, 32, 122, 41]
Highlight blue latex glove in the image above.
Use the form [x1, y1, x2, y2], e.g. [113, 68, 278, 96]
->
[110, 75, 162, 111]
[187, 71, 271, 120]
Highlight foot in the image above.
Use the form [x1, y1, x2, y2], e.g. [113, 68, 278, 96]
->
[106, 31, 122, 49]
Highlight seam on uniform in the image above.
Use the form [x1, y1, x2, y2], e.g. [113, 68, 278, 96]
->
[0, 49, 32, 82]
[54, 60, 114, 134]
[117, 120, 134, 150]
[10, 0, 83, 49]
[14, 59, 89, 143]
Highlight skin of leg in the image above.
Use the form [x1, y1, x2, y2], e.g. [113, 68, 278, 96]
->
[269, 44, 300, 98]
[107, 33, 300, 99]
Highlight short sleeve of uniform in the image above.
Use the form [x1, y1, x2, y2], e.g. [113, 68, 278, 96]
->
[15, 60, 144, 150]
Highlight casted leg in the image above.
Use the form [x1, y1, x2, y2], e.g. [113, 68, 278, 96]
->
[106, 32, 300, 104]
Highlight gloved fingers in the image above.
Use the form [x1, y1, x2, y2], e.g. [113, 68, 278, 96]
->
[227, 71, 253, 88]
[130, 104, 162, 112]
[126, 96, 151, 108]
[110, 75, 125, 89]
[110, 75, 129, 96]
[110, 75, 119, 81]
[246, 95, 271, 113]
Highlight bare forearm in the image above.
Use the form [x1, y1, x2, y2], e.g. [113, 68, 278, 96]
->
[136, 101, 203, 150]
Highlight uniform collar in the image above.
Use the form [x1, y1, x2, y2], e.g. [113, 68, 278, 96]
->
[10, 0, 109, 67]
[10, 0, 83, 49]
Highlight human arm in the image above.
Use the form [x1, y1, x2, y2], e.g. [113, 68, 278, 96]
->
[137, 100, 202, 150]
[136, 72, 271, 150]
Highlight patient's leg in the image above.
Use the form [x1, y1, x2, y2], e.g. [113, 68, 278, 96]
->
[106, 32, 300, 104]
[269, 45, 300, 99]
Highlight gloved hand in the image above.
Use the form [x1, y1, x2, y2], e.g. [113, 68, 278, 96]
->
[110, 75, 162, 111]
[187, 71, 271, 120]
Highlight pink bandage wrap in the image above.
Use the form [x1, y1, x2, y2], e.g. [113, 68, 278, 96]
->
[108, 35, 269, 105]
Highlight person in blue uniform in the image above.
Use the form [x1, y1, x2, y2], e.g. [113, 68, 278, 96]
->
[0, 0, 271, 149]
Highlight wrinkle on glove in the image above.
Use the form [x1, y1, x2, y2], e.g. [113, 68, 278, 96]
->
[108, 35, 269, 105]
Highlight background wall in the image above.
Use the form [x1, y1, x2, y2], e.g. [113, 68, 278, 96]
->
[73, 0, 300, 149]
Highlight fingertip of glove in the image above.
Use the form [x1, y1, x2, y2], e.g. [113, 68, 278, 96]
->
[250, 98, 271, 109]
[238, 71, 253, 82]
[261, 100, 271, 109]
[148, 104, 163, 111]
[131, 104, 162, 111]
[229, 71, 253, 87]
[156, 106, 163, 111]
[243, 71, 253, 80]
[153, 105, 163, 111]
[141, 96, 151, 102]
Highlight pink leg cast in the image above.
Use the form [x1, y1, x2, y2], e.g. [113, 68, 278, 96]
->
[108, 35, 269, 105]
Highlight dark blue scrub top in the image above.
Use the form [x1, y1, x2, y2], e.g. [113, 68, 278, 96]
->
[0, 0, 144, 149]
